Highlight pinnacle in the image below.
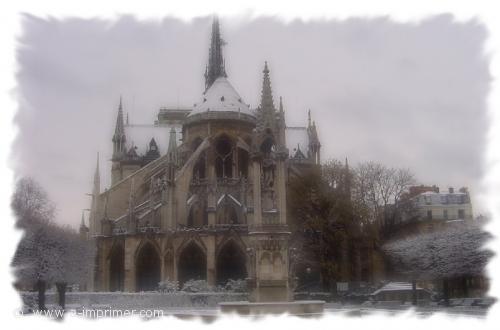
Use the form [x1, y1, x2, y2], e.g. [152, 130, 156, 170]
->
[260, 61, 275, 111]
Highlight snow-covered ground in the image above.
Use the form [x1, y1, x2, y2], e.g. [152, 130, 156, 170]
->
[19, 291, 248, 312]
[24, 303, 489, 319]
[18, 292, 492, 319]
[324, 302, 490, 318]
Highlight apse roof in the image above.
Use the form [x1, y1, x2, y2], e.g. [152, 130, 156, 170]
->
[189, 77, 253, 117]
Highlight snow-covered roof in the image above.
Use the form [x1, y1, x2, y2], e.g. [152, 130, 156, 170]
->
[125, 124, 181, 156]
[420, 191, 467, 196]
[189, 77, 253, 117]
[371, 282, 425, 295]
[416, 190, 470, 206]
[286, 126, 310, 157]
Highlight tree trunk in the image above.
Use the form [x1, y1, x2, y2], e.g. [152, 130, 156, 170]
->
[443, 279, 450, 307]
[36, 279, 46, 311]
[56, 282, 67, 310]
[411, 279, 417, 306]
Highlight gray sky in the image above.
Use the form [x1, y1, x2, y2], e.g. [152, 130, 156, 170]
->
[12, 14, 489, 227]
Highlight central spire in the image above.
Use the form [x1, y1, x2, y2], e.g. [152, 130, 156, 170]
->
[204, 17, 227, 91]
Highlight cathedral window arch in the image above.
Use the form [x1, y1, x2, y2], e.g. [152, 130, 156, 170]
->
[217, 203, 239, 225]
[135, 242, 161, 292]
[216, 240, 247, 285]
[216, 195, 244, 225]
[108, 243, 125, 292]
[193, 153, 206, 180]
[187, 201, 208, 227]
[237, 148, 249, 179]
[178, 242, 207, 285]
[192, 137, 206, 180]
[215, 136, 233, 179]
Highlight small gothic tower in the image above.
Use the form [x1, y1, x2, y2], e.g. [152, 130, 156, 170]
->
[143, 138, 160, 165]
[111, 98, 126, 185]
[249, 62, 291, 302]
[112, 97, 126, 160]
[255, 63, 276, 133]
[307, 110, 321, 165]
[89, 152, 101, 236]
[79, 210, 88, 239]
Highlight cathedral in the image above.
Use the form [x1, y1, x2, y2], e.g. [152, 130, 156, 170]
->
[86, 18, 322, 301]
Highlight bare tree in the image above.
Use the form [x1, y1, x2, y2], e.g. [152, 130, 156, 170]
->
[352, 162, 415, 230]
[321, 159, 345, 189]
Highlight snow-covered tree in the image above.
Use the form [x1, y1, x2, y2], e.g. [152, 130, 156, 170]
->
[382, 221, 492, 304]
[12, 177, 55, 229]
[182, 280, 212, 293]
[49, 225, 95, 309]
[158, 280, 180, 293]
[12, 177, 94, 310]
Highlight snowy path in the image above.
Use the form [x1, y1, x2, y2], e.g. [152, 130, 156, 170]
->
[158, 305, 488, 319]
[323, 304, 488, 318]
[31, 303, 488, 319]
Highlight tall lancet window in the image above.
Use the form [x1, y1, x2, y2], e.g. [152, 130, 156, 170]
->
[237, 148, 249, 179]
[215, 136, 233, 179]
[192, 138, 206, 180]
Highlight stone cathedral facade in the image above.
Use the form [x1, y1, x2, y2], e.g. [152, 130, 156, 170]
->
[86, 18, 321, 300]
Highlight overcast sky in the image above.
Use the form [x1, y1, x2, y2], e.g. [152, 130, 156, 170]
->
[12, 14, 489, 227]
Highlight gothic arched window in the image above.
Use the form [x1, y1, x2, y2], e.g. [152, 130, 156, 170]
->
[217, 203, 240, 225]
[237, 148, 249, 179]
[193, 152, 206, 180]
[215, 136, 233, 179]
[187, 202, 208, 227]
[192, 138, 206, 180]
